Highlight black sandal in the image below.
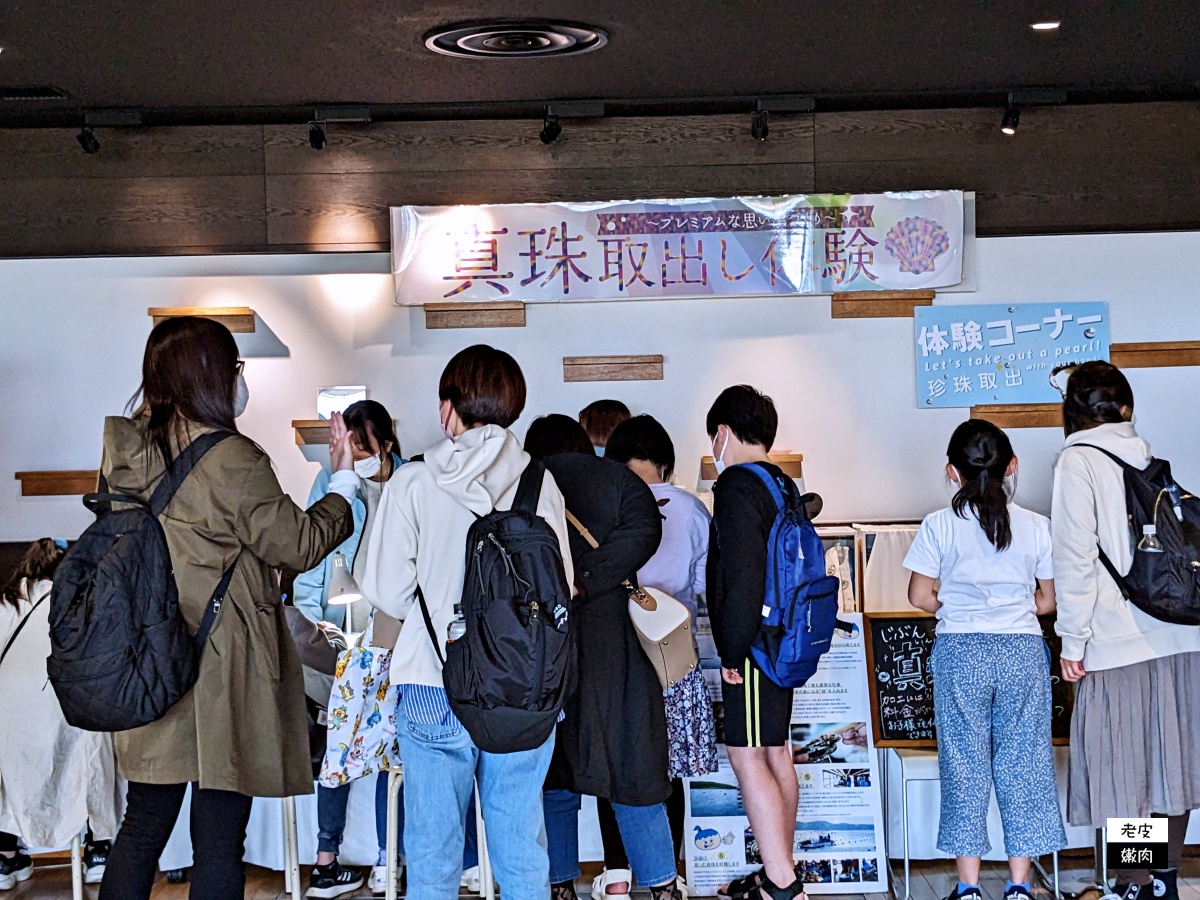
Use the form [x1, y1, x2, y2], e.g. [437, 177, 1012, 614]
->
[719, 868, 765, 900]
[759, 875, 806, 900]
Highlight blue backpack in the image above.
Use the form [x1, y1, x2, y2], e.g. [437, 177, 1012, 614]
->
[743, 463, 843, 688]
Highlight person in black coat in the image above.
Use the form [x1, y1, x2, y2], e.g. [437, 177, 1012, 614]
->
[525, 415, 682, 900]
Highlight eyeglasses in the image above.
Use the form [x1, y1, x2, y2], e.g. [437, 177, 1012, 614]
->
[235, 360, 245, 376]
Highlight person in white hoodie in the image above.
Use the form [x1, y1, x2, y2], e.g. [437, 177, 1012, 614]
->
[361, 344, 573, 900]
[1051, 361, 1200, 900]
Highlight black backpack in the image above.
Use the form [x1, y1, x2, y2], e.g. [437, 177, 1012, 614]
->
[1079, 444, 1200, 626]
[48, 432, 238, 732]
[417, 460, 574, 753]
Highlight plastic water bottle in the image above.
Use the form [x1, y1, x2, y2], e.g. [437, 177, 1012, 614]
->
[447, 604, 467, 643]
[1137, 524, 1164, 553]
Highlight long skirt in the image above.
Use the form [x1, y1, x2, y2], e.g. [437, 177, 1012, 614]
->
[1067, 650, 1200, 826]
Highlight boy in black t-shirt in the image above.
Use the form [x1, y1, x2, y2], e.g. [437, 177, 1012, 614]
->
[706, 386, 805, 900]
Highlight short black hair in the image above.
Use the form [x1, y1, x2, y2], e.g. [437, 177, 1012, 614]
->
[705, 385, 778, 449]
[438, 344, 526, 428]
[524, 414, 593, 460]
[604, 415, 676, 478]
[578, 399, 631, 447]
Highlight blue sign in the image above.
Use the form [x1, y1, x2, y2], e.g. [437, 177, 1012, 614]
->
[914, 302, 1110, 408]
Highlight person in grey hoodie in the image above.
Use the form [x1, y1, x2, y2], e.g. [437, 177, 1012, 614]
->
[360, 345, 573, 900]
[1051, 362, 1200, 900]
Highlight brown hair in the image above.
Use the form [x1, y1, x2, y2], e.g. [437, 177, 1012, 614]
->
[2, 539, 65, 610]
[438, 345, 526, 428]
[578, 400, 631, 447]
[1063, 361, 1134, 436]
[132, 317, 240, 464]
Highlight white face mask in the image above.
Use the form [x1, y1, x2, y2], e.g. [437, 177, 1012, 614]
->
[593, 445, 606, 457]
[712, 431, 730, 475]
[441, 411, 456, 441]
[233, 373, 249, 418]
[353, 454, 382, 479]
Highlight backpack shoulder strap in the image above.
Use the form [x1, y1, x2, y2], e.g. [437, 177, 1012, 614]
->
[0, 588, 49, 669]
[1072, 443, 1140, 472]
[149, 431, 236, 518]
[513, 460, 545, 518]
[741, 462, 788, 512]
[414, 586, 446, 666]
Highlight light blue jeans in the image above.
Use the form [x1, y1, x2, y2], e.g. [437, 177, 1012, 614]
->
[396, 696, 554, 900]
[543, 790, 677, 888]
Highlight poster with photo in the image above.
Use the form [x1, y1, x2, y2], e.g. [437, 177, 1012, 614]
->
[685, 614, 887, 894]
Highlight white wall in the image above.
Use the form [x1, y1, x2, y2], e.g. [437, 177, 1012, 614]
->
[3, 232, 1200, 542]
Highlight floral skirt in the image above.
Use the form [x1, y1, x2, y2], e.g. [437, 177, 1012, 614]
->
[665, 666, 719, 779]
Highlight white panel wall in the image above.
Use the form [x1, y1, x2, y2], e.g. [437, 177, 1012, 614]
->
[2, 232, 1200, 542]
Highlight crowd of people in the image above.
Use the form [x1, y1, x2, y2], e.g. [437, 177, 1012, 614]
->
[0, 316, 1195, 900]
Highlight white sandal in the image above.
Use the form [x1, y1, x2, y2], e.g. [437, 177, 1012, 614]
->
[591, 868, 633, 900]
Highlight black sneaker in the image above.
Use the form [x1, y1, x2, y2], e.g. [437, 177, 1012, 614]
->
[1107, 884, 1147, 900]
[84, 840, 111, 885]
[1152, 869, 1179, 900]
[307, 861, 364, 899]
[0, 852, 34, 890]
[1005, 885, 1034, 900]
[946, 887, 983, 900]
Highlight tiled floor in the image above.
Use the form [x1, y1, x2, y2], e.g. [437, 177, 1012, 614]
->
[9, 855, 1200, 899]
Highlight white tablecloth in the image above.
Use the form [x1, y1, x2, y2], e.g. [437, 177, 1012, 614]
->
[157, 779, 605, 872]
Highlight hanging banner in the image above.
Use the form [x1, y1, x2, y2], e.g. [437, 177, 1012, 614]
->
[391, 192, 965, 305]
[685, 613, 887, 895]
[914, 302, 1110, 408]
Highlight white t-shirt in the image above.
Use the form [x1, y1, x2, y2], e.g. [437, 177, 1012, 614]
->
[637, 482, 711, 620]
[903, 503, 1053, 635]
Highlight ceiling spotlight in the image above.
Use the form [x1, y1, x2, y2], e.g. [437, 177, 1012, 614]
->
[308, 122, 326, 150]
[750, 109, 769, 141]
[76, 126, 99, 154]
[1001, 106, 1020, 135]
[539, 113, 562, 144]
[1030, 20, 1061, 31]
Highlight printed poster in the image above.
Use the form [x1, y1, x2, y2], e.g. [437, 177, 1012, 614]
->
[685, 614, 887, 894]
[915, 302, 1110, 408]
[391, 192, 965, 304]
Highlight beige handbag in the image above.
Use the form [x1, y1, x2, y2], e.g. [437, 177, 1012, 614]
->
[565, 510, 698, 689]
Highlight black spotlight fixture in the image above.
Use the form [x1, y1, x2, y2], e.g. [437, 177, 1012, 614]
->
[539, 113, 562, 145]
[750, 109, 769, 141]
[76, 126, 99, 154]
[309, 122, 327, 150]
[1001, 105, 1020, 135]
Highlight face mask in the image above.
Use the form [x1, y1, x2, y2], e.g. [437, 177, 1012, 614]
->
[233, 373, 249, 418]
[354, 454, 382, 479]
[593, 445, 605, 457]
[441, 411, 456, 441]
[712, 432, 729, 475]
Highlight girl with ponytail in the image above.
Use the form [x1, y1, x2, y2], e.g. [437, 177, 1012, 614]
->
[903, 420, 1065, 900]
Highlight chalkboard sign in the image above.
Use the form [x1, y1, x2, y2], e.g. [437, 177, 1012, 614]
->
[864, 611, 1073, 748]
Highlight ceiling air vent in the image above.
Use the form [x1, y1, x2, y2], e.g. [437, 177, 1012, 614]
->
[424, 20, 608, 59]
[1, 85, 70, 101]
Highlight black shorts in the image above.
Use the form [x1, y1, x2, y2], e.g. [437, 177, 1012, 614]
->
[720, 659, 793, 748]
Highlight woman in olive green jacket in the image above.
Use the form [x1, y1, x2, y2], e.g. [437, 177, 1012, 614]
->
[98, 317, 356, 900]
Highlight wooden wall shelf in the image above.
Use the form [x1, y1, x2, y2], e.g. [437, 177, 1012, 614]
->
[831, 290, 936, 319]
[423, 301, 526, 330]
[16, 470, 98, 496]
[148, 307, 256, 333]
[293, 418, 396, 445]
[970, 403, 1063, 429]
[563, 355, 664, 383]
[1110, 341, 1200, 369]
[699, 453, 804, 482]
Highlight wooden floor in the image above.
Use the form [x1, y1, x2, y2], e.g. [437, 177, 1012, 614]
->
[9, 855, 1200, 899]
